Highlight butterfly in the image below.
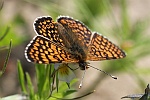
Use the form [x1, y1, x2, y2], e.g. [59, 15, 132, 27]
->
[25, 16, 126, 70]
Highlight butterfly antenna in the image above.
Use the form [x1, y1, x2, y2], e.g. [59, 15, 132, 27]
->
[79, 68, 87, 89]
[88, 65, 117, 80]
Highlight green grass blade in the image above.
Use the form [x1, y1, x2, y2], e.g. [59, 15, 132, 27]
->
[0, 26, 10, 41]
[0, 40, 12, 77]
[35, 64, 54, 99]
[56, 70, 59, 92]
[26, 72, 35, 99]
[35, 64, 47, 98]
[17, 60, 27, 94]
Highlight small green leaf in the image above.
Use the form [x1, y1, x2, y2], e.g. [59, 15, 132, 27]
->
[63, 89, 77, 97]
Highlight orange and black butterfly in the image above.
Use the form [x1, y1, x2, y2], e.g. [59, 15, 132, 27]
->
[25, 16, 126, 70]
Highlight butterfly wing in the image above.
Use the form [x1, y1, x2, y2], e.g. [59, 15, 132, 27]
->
[87, 32, 126, 61]
[27, 16, 126, 63]
[34, 16, 65, 46]
[25, 36, 78, 64]
[57, 16, 93, 48]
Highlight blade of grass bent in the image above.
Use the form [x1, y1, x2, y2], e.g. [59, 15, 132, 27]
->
[0, 40, 12, 77]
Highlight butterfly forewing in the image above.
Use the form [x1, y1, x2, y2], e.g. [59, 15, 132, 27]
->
[87, 32, 126, 61]
[57, 16, 93, 48]
[25, 36, 78, 63]
[34, 16, 65, 46]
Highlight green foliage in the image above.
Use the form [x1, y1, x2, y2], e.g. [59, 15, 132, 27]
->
[17, 61, 77, 100]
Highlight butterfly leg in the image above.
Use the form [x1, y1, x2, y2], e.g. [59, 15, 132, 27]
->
[79, 66, 87, 89]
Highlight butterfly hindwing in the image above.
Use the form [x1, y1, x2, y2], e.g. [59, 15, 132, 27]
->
[87, 32, 126, 61]
[25, 36, 78, 63]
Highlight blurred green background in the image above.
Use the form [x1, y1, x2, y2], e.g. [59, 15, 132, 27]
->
[0, 0, 150, 100]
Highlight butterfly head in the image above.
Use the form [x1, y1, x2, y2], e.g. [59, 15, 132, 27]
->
[78, 62, 89, 70]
